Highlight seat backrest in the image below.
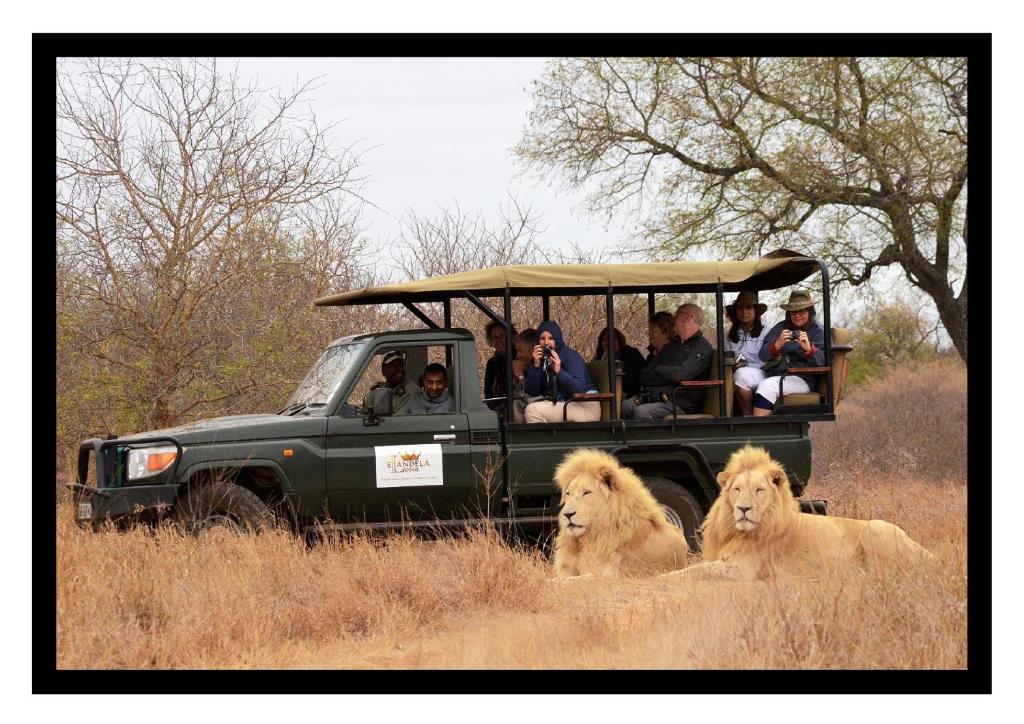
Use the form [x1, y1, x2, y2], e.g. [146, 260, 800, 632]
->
[782, 327, 852, 407]
[445, 364, 456, 399]
[587, 360, 623, 421]
[694, 347, 735, 417]
[829, 327, 852, 407]
[699, 348, 720, 416]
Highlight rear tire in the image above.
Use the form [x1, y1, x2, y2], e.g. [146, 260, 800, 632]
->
[174, 480, 275, 535]
[642, 477, 704, 552]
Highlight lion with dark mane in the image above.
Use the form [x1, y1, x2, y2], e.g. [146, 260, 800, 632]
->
[670, 445, 932, 581]
[552, 448, 688, 577]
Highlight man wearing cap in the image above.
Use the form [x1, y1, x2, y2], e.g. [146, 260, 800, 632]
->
[371, 350, 420, 415]
[753, 291, 827, 416]
[724, 290, 771, 416]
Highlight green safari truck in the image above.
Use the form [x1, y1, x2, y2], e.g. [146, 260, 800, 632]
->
[71, 252, 851, 548]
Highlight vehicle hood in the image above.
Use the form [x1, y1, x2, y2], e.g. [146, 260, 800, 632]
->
[122, 414, 319, 445]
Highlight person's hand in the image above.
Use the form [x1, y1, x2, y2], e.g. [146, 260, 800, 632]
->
[532, 344, 543, 367]
[797, 331, 812, 353]
[780, 329, 792, 344]
[549, 348, 562, 374]
[512, 358, 527, 378]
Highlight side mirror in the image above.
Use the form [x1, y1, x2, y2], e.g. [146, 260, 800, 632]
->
[361, 387, 393, 424]
[371, 387, 393, 415]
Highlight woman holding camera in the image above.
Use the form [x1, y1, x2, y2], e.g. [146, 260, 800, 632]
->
[752, 291, 826, 417]
[524, 320, 601, 423]
[724, 290, 771, 416]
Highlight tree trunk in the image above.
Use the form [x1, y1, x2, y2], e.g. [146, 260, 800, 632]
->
[934, 293, 968, 363]
[889, 205, 968, 364]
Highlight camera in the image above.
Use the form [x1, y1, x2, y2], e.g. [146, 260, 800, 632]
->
[541, 346, 553, 360]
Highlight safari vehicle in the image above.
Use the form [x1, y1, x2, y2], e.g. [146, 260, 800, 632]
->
[72, 251, 851, 547]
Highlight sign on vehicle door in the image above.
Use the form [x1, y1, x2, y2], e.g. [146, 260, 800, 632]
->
[374, 444, 444, 488]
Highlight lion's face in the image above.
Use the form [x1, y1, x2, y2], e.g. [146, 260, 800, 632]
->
[558, 473, 611, 538]
[719, 468, 781, 532]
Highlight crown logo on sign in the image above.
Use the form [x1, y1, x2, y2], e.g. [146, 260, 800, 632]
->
[400, 451, 420, 462]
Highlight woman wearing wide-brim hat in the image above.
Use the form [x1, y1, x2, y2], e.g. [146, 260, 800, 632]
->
[752, 290, 827, 417]
[724, 290, 771, 416]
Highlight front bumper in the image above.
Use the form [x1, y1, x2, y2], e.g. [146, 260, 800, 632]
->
[73, 483, 180, 528]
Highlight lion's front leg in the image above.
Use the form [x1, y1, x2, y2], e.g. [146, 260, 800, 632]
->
[553, 555, 580, 579]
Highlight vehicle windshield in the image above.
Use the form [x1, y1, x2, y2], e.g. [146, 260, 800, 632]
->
[286, 342, 366, 409]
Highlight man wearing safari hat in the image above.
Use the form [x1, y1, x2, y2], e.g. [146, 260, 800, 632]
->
[370, 349, 420, 414]
[724, 290, 771, 416]
[752, 290, 826, 417]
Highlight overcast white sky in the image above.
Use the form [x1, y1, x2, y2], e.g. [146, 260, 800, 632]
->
[224, 57, 626, 259]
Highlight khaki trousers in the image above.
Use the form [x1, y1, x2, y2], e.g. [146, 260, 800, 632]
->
[524, 399, 601, 423]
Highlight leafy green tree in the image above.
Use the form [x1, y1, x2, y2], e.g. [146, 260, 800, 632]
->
[845, 298, 942, 388]
[516, 57, 968, 361]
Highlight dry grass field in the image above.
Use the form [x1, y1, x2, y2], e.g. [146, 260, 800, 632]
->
[56, 360, 967, 669]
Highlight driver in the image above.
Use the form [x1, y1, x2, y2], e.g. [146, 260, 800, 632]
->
[370, 350, 419, 414]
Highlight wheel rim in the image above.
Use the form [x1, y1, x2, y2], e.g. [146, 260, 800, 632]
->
[197, 512, 243, 534]
[659, 503, 685, 532]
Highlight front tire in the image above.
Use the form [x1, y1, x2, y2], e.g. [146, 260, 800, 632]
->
[174, 480, 275, 535]
[643, 477, 704, 552]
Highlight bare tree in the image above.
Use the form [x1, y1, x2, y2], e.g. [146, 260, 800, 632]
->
[394, 201, 650, 386]
[57, 58, 370, 430]
[394, 195, 544, 279]
[517, 57, 968, 361]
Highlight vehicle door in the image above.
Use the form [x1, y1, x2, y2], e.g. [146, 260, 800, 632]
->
[325, 342, 476, 524]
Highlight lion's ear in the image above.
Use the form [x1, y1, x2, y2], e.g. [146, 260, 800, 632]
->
[768, 465, 788, 488]
[716, 471, 733, 489]
[600, 468, 616, 492]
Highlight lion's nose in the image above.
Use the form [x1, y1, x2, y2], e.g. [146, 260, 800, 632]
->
[737, 505, 752, 515]
[564, 510, 575, 522]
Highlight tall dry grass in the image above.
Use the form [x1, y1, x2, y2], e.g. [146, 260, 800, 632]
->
[57, 359, 967, 669]
[812, 358, 967, 482]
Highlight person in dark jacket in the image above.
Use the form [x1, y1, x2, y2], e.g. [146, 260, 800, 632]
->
[524, 320, 601, 423]
[483, 320, 515, 410]
[752, 291, 827, 416]
[592, 327, 646, 399]
[621, 304, 713, 419]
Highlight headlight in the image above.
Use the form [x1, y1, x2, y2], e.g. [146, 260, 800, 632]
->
[127, 445, 178, 480]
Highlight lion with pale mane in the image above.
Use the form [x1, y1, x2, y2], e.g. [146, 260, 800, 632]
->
[553, 448, 688, 577]
[671, 445, 932, 581]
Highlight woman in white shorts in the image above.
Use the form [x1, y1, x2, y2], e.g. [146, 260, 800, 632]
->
[724, 290, 770, 415]
[753, 291, 827, 416]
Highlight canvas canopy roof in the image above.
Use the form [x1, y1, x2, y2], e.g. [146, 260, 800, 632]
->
[314, 251, 822, 307]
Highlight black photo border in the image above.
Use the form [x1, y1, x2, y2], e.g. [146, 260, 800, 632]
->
[35, 32, 991, 694]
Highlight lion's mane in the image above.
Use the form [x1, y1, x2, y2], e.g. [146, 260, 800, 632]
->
[552, 448, 688, 577]
[699, 445, 799, 561]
